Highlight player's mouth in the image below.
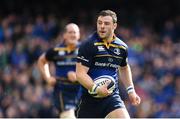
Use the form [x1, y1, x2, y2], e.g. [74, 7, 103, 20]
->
[99, 31, 106, 34]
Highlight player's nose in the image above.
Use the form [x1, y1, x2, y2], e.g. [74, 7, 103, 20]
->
[100, 23, 105, 28]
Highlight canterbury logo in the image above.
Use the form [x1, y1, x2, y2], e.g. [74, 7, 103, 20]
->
[97, 46, 105, 51]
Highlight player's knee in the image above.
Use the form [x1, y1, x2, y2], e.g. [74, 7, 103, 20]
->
[60, 109, 76, 119]
[105, 108, 130, 118]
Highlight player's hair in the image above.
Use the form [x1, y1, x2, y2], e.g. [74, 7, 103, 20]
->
[98, 10, 117, 23]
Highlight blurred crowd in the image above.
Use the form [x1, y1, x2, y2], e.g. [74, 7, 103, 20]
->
[0, 13, 179, 118]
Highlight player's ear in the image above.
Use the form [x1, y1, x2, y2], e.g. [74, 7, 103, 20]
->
[113, 23, 117, 30]
[77, 31, 80, 40]
[63, 32, 66, 39]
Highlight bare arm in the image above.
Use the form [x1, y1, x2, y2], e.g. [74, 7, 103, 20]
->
[76, 62, 111, 97]
[119, 64, 141, 105]
[76, 62, 94, 90]
[119, 64, 134, 89]
[37, 53, 56, 85]
[37, 53, 51, 80]
[67, 71, 78, 82]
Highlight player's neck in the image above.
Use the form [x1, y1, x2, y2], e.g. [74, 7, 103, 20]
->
[103, 34, 115, 43]
[64, 44, 76, 53]
[67, 44, 76, 48]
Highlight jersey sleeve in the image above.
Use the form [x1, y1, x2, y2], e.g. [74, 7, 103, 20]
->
[120, 48, 128, 67]
[77, 40, 94, 67]
[45, 48, 57, 61]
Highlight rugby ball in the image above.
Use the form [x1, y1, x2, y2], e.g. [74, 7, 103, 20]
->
[88, 75, 116, 98]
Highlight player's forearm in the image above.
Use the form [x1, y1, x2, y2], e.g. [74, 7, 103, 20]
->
[119, 64, 135, 90]
[37, 55, 51, 80]
[76, 72, 94, 90]
[76, 63, 94, 90]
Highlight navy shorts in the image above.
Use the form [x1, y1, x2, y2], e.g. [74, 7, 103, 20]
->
[53, 82, 81, 113]
[77, 92, 125, 118]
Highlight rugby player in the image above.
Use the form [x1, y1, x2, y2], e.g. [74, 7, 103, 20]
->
[38, 23, 81, 118]
[76, 10, 141, 118]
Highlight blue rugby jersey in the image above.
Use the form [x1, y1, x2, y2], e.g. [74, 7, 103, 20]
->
[45, 43, 81, 111]
[45, 43, 79, 80]
[77, 32, 128, 95]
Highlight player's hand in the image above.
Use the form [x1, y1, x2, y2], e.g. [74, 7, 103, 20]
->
[67, 71, 77, 82]
[46, 76, 56, 86]
[128, 91, 141, 106]
[96, 80, 112, 98]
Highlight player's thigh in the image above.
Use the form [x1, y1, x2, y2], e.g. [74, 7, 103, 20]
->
[105, 108, 130, 118]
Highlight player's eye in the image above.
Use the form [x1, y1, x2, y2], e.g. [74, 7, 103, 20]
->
[104, 22, 110, 25]
[98, 21, 102, 25]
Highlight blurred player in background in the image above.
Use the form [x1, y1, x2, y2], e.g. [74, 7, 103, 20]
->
[38, 23, 80, 118]
[76, 10, 141, 118]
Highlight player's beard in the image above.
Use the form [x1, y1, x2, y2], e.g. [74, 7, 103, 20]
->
[98, 31, 107, 39]
[99, 31, 112, 40]
[65, 38, 78, 46]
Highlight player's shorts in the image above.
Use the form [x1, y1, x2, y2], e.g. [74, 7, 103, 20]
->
[53, 80, 81, 112]
[76, 92, 125, 118]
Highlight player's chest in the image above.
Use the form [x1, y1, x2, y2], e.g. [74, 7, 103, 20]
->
[92, 45, 125, 67]
[55, 48, 78, 62]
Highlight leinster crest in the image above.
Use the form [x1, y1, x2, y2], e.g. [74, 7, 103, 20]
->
[114, 48, 120, 55]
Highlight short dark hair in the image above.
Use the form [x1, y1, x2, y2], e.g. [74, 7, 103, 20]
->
[98, 10, 117, 23]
